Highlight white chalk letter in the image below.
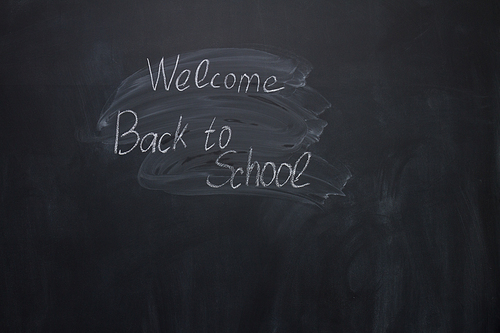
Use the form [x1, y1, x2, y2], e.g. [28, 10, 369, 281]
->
[245, 147, 260, 186]
[263, 75, 285, 93]
[219, 125, 232, 149]
[291, 152, 311, 188]
[115, 110, 140, 155]
[195, 59, 210, 88]
[172, 115, 188, 150]
[175, 69, 191, 91]
[140, 132, 158, 153]
[210, 73, 221, 88]
[224, 73, 236, 89]
[238, 73, 260, 93]
[146, 55, 179, 91]
[260, 162, 277, 187]
[204, 117, 217, 151]
[276, 163, 293, 187]
[206, 150, 236, 188]
[158, 132, 171, 153]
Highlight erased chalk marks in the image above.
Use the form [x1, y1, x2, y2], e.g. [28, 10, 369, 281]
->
[87, 48, 351, 204]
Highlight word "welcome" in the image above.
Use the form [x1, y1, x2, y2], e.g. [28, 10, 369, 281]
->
[147, 55, 285, 93]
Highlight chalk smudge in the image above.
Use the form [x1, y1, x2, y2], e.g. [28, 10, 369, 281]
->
[89, 48, 351, 204]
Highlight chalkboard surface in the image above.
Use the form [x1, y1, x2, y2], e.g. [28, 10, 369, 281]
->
[1, 1, 499, 332]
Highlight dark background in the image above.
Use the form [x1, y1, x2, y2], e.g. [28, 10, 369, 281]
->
[1, 0, 499, 332]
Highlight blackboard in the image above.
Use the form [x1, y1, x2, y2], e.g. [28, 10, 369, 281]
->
[1, 0, 499, 332]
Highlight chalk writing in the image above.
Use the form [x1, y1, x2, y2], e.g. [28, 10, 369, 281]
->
[206, 148, 311, 189]
[92, 48, 351, 204]
[147, 54, 284, 94]
[114, 110, 188, 155]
